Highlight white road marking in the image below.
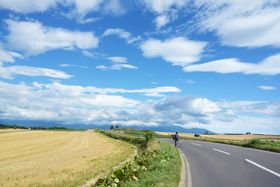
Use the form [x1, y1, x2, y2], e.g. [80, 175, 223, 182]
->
[191, 143, 202, 147]
[245, 159, 280, 178]
[213, 148, 231, 155]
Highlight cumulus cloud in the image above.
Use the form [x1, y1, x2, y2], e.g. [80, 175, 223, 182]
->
[193, 0, 280, 48]
[184, 53, 280, 75]
[217, 100, 280, 118]
[67, 0, 125, 23]
[0, 0, 60, 13]
[140, 37, 207, 66]
[0, 81, 179, 124]
[0, 0, 125, 23]
[102, 28, 139, 44]
[5, 19, 99, 56]
[0, 81, 279, 133]
[0, 82, 219, 125]
[142, 0, 187, 28]
[154, 14, 170, 28]
[0, 81, 139, 123]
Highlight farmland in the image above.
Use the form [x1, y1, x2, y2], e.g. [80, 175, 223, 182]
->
[156, 132, 280, 141]
[0, 129, 135, 187]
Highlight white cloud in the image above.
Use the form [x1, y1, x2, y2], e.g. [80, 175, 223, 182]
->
[5, 20, 99, 56]
[96, 63, 138, 71]
[258, 85, 276, 91]
[0, 64, 72, 79]
[59, 64, 88, 69]
[142, 0, 187, 28]
[0, 0, 125, 23]
[143, 0, 187, 14]
[102, 28, 139, 44]
[0, 81, 139, 123]
[154, 14, 170, 28]
[0, 81, 180, 124]
[71, 0, 102, 16]
[140, 37, 207, 66]
[184, 53, 280, 75]
[217, 100, 280, 117]
[107, 56, 127, 63]
[187, 116, 280, 134]
[35, 81, 181, 96]
[103, 0, 125, 15]
[0, 46, 23, 63]
[184, 58, 253, 73]
[193, 0, 280, 48]
[74, 0, 124, 16]
[0, 81, 279, 133]
[0, 0, 60, 13]
[67, 0, 125, 23]
[97, 56, 137, 71]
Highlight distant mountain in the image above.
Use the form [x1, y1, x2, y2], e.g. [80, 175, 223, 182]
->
[129, 125, 215, 134]
[0, 119, 214, 134]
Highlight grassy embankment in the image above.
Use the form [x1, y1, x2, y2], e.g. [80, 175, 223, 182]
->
[95, 129, 181, 187]
[156, 132, 280, 153]
[0, 129, 135, 187]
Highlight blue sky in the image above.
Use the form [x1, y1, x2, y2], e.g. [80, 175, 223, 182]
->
[0, 0, 279, 134]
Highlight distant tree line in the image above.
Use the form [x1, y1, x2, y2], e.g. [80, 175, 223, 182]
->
[110, 125, 120, 129]
[0, 124, 28, 129]
[0, 124, 79, 131]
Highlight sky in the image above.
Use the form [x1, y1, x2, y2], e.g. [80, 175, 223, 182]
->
[0, 0, 279, 134]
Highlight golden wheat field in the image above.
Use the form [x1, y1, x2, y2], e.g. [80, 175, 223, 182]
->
[156, 132, 280, 141]
[0, 129, 135, 187]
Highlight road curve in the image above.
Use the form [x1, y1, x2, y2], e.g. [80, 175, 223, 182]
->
[167, 139, 280, 187]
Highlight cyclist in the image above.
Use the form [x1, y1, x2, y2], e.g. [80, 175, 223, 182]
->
[173, 132, 180, 146]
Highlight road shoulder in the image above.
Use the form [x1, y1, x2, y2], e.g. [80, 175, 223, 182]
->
[178, 148, 192, 187]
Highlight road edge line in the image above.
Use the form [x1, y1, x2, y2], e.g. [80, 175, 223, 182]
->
[178, 148, 192, 187]
[245, 158, 280, 178]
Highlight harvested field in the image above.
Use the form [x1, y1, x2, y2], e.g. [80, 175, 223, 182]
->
[156, 132, 280, 141]
[201, 134, 280, 141]
[0, 128, 28, 134]
[0, 130, 135, 187]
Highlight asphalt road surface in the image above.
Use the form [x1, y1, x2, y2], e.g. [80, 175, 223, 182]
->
[167, 139, 280, 187]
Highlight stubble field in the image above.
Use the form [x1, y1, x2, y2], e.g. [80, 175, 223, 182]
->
[156, 132, 280, 141]
[0, 129, 135, 187]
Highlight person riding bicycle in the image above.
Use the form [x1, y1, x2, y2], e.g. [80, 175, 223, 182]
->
[172, 132, 180, 146]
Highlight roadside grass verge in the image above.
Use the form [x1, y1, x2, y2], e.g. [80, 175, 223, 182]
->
[243, 138, 280, 152]
[156, 134, 280, 153]
[95, 129, 181, 187]
[121, 141, 181, 187]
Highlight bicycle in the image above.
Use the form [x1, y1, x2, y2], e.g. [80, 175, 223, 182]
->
[174, 139, 181, 147]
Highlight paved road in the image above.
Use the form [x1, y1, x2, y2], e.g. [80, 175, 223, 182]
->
[168, 139, 280, 187]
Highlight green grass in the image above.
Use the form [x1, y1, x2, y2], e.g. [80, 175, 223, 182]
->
[244, 139, 280, 152]
[95, 130, 182, 187]
[121, 141, 181, 187]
